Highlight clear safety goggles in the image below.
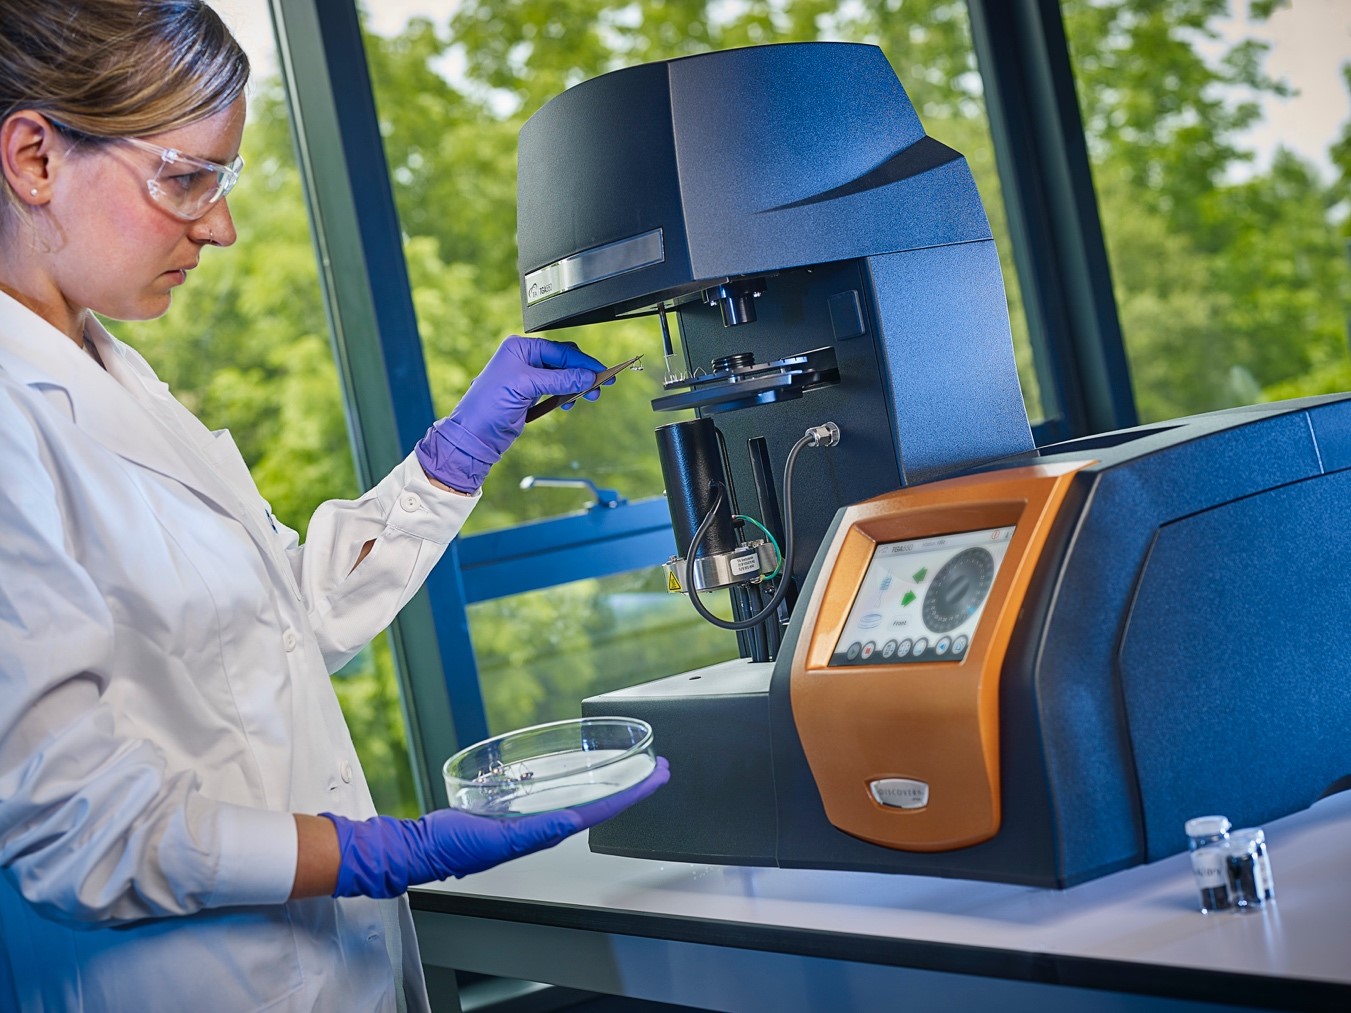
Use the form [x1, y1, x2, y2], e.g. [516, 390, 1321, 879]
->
[117, 136, 244, 221]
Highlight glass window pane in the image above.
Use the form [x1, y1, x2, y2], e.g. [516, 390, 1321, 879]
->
[1063, 0, 1351, 424]
[470, 568, 739, 735]
[107, 1, 419, 816]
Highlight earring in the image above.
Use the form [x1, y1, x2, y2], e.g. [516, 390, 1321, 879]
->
[29, 188, 38, 197]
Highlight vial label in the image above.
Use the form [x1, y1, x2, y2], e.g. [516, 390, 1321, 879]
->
[1190, 848, 1226, 888]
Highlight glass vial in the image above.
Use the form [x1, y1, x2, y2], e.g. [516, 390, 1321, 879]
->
[1226, 828, 1275, 909]
[1185, 815, 1232, 913]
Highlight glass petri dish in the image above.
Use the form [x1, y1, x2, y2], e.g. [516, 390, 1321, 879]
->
[443, 716, 655, 817]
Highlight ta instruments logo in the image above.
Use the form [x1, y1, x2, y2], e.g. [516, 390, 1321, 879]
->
[869, 778, 930, 810]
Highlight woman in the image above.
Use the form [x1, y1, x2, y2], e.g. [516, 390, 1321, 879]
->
[0, 2, 667, 1010]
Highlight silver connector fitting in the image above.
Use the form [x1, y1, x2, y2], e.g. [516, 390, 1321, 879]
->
[664, 540, 780, 595]
[804, 422, 841, 447]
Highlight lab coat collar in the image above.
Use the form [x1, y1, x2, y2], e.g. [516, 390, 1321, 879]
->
[0, 291, 251, 523]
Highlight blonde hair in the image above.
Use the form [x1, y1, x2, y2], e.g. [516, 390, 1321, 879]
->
[0, 0, 249, 216]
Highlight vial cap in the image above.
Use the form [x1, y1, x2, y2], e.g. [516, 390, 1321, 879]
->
[1229, 827, 1265, 845]
[1184, 815, 1231, 838]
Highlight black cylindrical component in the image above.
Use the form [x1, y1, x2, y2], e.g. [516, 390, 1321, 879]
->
[656, 417, 737, 559]
[703, 279, 764, 327]
[718, 292, 756, 326]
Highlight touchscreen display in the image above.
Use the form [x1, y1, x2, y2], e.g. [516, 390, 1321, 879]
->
[829, 527, 1014, 666]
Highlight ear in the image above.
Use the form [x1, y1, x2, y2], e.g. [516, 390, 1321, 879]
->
[1, 111, 63, 207]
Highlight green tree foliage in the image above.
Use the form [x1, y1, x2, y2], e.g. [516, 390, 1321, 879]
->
[109, 0, 1349, 814]
[1287, 61, 1351, 399]
[1333, 63, 1351, 239]
[1062, 0, 1351, 421]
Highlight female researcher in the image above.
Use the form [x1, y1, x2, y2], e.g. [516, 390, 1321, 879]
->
[0, 2, 667, 1010]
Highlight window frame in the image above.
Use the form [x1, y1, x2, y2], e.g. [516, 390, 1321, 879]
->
[967, 0, 1137, 443]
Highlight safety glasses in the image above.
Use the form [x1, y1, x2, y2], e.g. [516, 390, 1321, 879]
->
[117, 136, 244, 221]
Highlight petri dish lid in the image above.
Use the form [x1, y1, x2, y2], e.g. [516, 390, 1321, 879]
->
[1184, 815, 1232, 838]
[443, 716, 655, 817]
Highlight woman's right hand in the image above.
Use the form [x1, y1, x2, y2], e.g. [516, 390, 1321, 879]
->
[413, 335, 606, 494]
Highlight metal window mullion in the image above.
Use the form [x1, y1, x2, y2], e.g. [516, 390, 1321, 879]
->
[458, 497, 677, 604]
[268, 0, 488, 810]
[967, 0, 1137, 439]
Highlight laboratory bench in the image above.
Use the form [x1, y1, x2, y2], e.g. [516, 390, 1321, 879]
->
[411, 787, 1351, 1012]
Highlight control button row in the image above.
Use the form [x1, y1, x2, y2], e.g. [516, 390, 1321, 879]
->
[844, 633, 970, 662]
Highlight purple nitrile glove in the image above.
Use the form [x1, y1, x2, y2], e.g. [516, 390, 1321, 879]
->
[322, 756, 670, 898]
[415, 335, 606, 493]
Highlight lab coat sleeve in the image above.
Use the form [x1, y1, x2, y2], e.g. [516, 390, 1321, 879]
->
[0, 400, 298, 925]
[282, 452, 479, 673]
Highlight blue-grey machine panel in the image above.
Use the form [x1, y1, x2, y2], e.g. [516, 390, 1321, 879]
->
[517, 43, 1351, 886]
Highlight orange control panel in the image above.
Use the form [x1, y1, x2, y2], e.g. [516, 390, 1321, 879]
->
[788, 461, 1091, 851]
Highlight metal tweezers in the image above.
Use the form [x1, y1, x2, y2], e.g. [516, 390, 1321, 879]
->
[525, 354, 643, 422]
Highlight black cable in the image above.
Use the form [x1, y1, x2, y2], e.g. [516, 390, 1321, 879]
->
[685, 432, 814, 631]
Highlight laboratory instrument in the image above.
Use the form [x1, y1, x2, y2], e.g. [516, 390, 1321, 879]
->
[513, 43, 1351, 887]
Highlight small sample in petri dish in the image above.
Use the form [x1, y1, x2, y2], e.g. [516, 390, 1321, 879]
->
[444, 716, 655, 816]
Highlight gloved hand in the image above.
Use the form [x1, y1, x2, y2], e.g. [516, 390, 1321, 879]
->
[416, 335, 607, 493]
[323, 756, 669, 898]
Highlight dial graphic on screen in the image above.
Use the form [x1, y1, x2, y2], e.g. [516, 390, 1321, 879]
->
[922, 547, 996, 634]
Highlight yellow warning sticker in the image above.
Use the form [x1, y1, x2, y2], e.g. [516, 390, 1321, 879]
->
[667, 569, 683, 593]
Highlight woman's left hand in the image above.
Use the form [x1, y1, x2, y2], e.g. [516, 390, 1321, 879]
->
[415, 335, 605, 493]
[322, 756, 670, 897]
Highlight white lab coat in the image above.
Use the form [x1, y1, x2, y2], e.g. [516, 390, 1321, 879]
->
[0, 290, 476, 1012]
